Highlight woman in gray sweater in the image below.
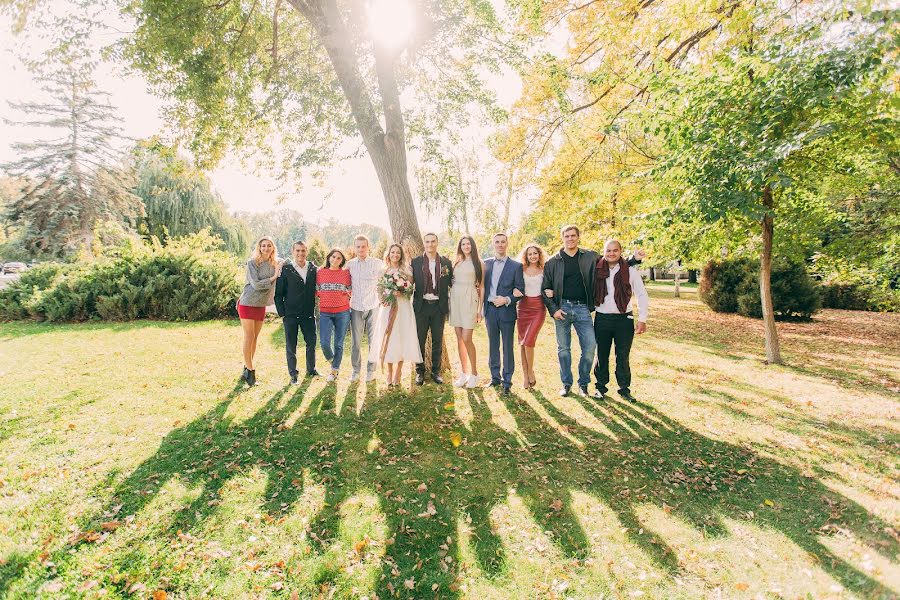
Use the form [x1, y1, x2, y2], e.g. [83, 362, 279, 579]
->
[238, 237, 282, 386]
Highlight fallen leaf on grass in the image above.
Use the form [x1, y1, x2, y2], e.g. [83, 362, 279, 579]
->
[444, 402, 455, 410]
[354, 538, 369, 554]
[101, 520, 122, 532]
[550, 499, 563, 512]
[153, 591, 168, 600]
[764, 499, 774, 507]
[449, 432, 462, 447]
[735, 582, 749, 591]
[404, 577, 416, 590]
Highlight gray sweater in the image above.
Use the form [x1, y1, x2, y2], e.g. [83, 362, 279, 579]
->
[238, 259, 277, 307]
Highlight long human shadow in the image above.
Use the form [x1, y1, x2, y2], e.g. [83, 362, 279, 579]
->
[9, 377, 898, 598]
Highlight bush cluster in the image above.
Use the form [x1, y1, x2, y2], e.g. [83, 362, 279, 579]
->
[0, 233, 241, 322]
[699, 257, 821, 320]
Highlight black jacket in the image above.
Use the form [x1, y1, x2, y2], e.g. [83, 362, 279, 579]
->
[274, 261, 318, 318]
[411, 254, 453, 315]
[542, 249, 640, 315]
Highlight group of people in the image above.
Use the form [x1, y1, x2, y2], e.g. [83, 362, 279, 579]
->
[236, 224, 649, 401]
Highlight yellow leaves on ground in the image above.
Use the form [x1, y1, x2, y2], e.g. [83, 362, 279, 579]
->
[449, 432, 462, 447]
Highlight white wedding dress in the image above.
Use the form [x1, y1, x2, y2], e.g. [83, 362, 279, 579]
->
[368, 268, 423, 366]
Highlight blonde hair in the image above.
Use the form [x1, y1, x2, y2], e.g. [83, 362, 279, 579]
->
[251, 236, 279, 267]
[519, 243, 548, 270]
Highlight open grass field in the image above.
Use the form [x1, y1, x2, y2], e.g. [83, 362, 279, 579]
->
[1, 290, 898, 599]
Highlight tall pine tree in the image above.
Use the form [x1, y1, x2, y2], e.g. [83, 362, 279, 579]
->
[2, 55, 142, 257]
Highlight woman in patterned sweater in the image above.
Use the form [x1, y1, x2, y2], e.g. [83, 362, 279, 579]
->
[316, 249, 353, 381]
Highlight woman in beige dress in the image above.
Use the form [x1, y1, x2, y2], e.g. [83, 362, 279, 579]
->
[449, 235, 484, 388]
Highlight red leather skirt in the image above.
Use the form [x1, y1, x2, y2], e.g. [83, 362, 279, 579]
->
[517, 295, 546, 347]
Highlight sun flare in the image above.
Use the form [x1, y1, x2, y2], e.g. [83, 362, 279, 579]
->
[369, 0, 414, 48]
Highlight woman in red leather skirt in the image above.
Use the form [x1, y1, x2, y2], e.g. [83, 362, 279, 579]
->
[516, 244, 548, 390]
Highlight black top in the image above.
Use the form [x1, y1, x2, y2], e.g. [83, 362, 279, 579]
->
[274, 262, 318, 318]
[561, 251, 587, 302]
[410, 255, 454, 315]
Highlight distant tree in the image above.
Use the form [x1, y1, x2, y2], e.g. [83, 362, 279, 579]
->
[133, 139, 250, 255]
[1, 55, 141, 258]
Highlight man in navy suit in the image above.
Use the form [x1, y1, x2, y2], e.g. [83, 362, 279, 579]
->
[483, 233, 525, 395]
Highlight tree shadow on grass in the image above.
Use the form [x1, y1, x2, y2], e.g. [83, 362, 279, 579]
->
[7, 378, 898, 598]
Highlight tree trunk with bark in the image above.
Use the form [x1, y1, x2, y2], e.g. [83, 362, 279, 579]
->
[759, 185, 782, 364]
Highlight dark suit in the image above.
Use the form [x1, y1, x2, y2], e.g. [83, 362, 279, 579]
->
[411, 254, 453, 375]
[483, 256, 525, 387]
[274, 262, 318, 376]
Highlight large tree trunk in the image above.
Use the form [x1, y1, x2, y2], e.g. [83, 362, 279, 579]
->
[759, 185, 782, 364]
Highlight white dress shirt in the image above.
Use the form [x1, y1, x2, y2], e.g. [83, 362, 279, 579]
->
[596, 263, 650, 321]
[292, 259, 309, 282]
[347, 256, 382, 311]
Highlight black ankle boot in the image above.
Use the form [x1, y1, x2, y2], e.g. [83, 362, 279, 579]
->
[241, 367, 249, 383]
[247, 370, 256, 386]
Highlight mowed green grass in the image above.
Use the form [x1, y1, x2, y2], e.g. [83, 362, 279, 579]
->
[1, 291, 898, 599]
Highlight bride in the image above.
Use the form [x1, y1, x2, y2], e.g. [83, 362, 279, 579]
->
[369, 243, 422, 387]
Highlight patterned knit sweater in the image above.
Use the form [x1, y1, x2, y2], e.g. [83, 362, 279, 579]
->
[316, 268, 352, 313]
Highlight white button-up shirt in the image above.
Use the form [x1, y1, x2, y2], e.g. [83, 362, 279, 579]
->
[596, 263, 650, 321]
[347, 256, 382, 311]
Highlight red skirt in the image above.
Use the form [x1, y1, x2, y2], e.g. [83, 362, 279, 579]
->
[237, 303, 266, 321]
[517, 295, 546, 347]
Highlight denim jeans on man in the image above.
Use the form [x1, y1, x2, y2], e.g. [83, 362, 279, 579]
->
[320, 310, 352, 370]
[554, 300, 596, 388]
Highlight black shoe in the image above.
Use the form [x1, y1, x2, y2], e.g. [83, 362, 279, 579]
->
[501, 384, 511, 395]
[306, 369, 322, 378]
[489, 381, 502, 388]
[290, 374, 299, 385]
[619, 390, 636, 402]
[241, 367, 250, 383]
[592, 389, 608, 400]
[415, 373, 425, 385]
[247, 370, 256, 386]
[431, 373, 445, 385]
[559, 385, 571, 397]
[579, 385, 590, 396]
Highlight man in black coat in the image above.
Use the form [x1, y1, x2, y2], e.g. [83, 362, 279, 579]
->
[274, 241, 319, 384]
[410, 233, 454, 385]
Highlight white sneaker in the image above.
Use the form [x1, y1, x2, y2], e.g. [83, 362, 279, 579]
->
[454, 374, 468, 388]
[466, 375, 480, 389]
[366, 372, 376, 383]
[349, 371, 360, 382]
[327, 370, 338, 382]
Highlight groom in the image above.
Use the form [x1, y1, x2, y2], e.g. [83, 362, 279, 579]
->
[411, 233, 453, 385]
[483, 232, 525, 395]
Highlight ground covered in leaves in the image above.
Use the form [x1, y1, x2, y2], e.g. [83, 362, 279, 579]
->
[1, 290, 898, 598]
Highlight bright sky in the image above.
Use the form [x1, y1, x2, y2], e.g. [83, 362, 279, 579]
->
[0, 4, 527, 234]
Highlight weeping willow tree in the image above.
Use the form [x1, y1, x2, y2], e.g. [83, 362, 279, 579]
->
[133, 139, 250, 255]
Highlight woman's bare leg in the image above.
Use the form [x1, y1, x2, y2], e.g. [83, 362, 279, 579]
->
[454, 327, 469, 375]
[250, 320, 264, 365]
[520, 345, 529, 387]
[394, 361, 404, 384]
[462, 329, 477, 376]
[524, 346, 536, 384]
[241, 319, 256, 369]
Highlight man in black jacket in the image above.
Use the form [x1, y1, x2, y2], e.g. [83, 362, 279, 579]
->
[411, 233, 454, 385]
[274, 241, 319, 384]
[542, 225, 642, 397]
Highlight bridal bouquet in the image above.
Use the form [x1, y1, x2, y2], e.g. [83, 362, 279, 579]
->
[377, 271, 414, 306]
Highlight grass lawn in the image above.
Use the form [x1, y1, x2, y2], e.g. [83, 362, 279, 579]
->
[1, 291, 898, 599]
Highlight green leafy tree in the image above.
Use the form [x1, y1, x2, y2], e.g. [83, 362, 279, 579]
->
[133, 139, 250, 255]
[655, 15, 895, 363]
[2, 55, 142, 258]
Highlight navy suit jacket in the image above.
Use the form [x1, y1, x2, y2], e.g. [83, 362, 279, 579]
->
[483, 257, 525, 322]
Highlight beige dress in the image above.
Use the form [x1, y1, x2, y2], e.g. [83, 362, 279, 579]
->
[449, 258, 481, 329]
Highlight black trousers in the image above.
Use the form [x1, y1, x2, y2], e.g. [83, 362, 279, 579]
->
[415, 301, 445, 375]
[593, 313, 635, 394]
[284, 315, 317, 376]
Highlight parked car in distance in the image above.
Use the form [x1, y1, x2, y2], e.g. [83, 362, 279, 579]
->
[1, 262, 27, 274]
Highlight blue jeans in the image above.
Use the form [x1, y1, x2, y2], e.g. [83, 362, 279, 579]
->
[319, 310, 351, 370]
[553, 301, 596, 388]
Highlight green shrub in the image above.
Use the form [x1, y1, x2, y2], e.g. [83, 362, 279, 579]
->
[0, 233, 241, 322]
[699, 257, 755, 313]
[700, 257, 821, 320]
[812, 253, 900, 312]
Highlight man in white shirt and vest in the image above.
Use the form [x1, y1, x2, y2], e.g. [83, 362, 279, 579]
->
[592, 239, 650, 401]
[347, 234, 381, 382]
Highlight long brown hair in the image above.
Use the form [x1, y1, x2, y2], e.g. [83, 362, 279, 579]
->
[383, 243, 411, 275]
[454, 235, 484, 286]
[519, 243, 547, 271]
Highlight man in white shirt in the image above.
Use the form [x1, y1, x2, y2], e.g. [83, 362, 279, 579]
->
[347, 234, 381, 382]
[592, 239, 649, 401]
